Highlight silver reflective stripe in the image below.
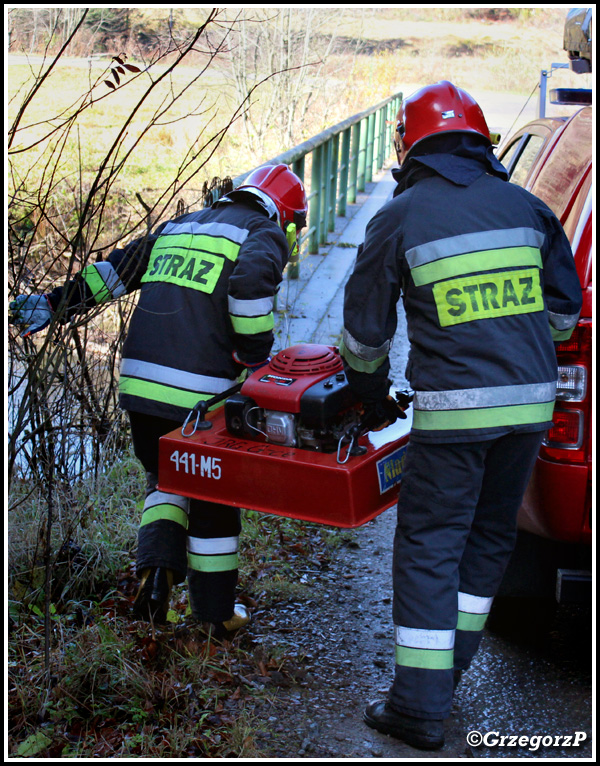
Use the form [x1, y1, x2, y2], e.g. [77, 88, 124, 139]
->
[120, 358, 237, 393]
[458, 592, 493, 615]
[95, 262, 127, 298]
[342, 327, 391, 362]
[144, 490, 189, 512]
[237, 188, 279, 223]
[395, 625, 455, 650]
[548, 309, 581, 331]
[228, 295, 273, 317]
[160, 220, 249, 245]
[187, 536, 239, 555]
[414, 381, 557, 412]
[406, 227, 546, 270]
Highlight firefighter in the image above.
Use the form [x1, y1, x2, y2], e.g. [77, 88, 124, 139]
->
[340, 81, 582, 749]
[10, 164, 308, 635]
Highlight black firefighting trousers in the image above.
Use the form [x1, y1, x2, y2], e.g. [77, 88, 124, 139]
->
[128, 411, 241, 623]
[388, 430, 545, 720]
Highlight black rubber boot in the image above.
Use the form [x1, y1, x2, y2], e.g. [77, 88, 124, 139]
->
[198, 603, 251, 640]
[364, 700, 445, 750]
[132, 567, 173, 624]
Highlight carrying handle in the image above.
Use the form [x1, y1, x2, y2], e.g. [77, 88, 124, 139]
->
[181, 382, 244, 437]
[336, 389, 415, 461]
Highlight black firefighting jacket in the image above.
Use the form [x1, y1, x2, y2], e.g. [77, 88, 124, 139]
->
[341, 135, 583, 443]
[48, 199, 289, 421]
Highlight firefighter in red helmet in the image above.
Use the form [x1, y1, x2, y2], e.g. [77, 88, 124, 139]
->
[392, 79, 491, 163]
[341, 81, 582, 749]
[11, 164, 308, 635]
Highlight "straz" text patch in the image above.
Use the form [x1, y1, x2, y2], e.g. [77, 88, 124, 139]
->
[432, 268, 544, 327]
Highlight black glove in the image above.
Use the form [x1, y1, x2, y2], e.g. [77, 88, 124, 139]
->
[360, 390, 413, 433]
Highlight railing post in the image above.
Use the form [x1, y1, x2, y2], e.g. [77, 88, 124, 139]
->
[309, 144, 322, 254]
[348, 121, 361, 203]
[357, 117, 367, 192]
[328, 134, 339, 232]
[378, 104, 387, 169]
[338, 126, 351, 217]
[373, 109, 381, 175]
[319, 138, 331, 244]
[366, 113, 375, 183]
[385, 101, 393, 165]
[292, 156, 305, 183]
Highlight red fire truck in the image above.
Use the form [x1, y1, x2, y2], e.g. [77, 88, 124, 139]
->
[494, 8, 592, 606]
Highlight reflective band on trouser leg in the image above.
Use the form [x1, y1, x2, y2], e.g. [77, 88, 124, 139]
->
[140, 492, 189, 529]
[392, 626, 455, 721]
[136, 490, 189, 582]
[187, 533, 240, 623]
[454, 593, 494, 672]
[187, 536, 240, 573]
[389, 439, 487, 719]
[394, 626, 455, 670]
[456, 592, 493, 632]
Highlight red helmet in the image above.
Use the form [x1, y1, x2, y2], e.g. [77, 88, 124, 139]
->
[394, 80, 491, 161]
[238, 164, 308, 231]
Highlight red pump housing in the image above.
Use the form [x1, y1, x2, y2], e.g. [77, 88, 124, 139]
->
[158, 344, 410, 528]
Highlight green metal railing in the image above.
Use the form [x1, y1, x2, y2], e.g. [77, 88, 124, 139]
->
[231, 92, 403, 266]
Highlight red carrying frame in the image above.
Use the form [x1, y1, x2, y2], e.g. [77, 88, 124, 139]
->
[158, 409, 411, 528]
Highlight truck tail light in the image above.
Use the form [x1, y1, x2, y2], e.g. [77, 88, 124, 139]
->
[555, 322, 592, 355]
[544, 408, 584, 449]
[556, 365, 587, 401]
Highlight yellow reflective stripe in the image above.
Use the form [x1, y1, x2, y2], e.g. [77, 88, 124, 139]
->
[414, 381, 556, 411]
[395, 645, 454, 670]
[551, 326, 574, 342]
[81, 265, 111, 304]
[433, 268, 544, 327]
[411, 246, 543, 286]
[187, 552, 239, 573]
[339, 338, 388, 374]
[230, 312, 274, 335]
[151, 233, 241, 261]
[413, 400, 555, 431]
[456, 611, 488, 631]
[140, 504, 189, 529]
[119, 376, 222, 410]
[120, 358, 236, 395]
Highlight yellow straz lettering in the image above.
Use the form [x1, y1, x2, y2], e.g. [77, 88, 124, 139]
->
[142, 251, 223, 294]
[432, 268, 544, 327]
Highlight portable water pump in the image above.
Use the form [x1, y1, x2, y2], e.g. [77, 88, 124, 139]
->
[224, 344, 363, 456]
[158, 344, 411, 527]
